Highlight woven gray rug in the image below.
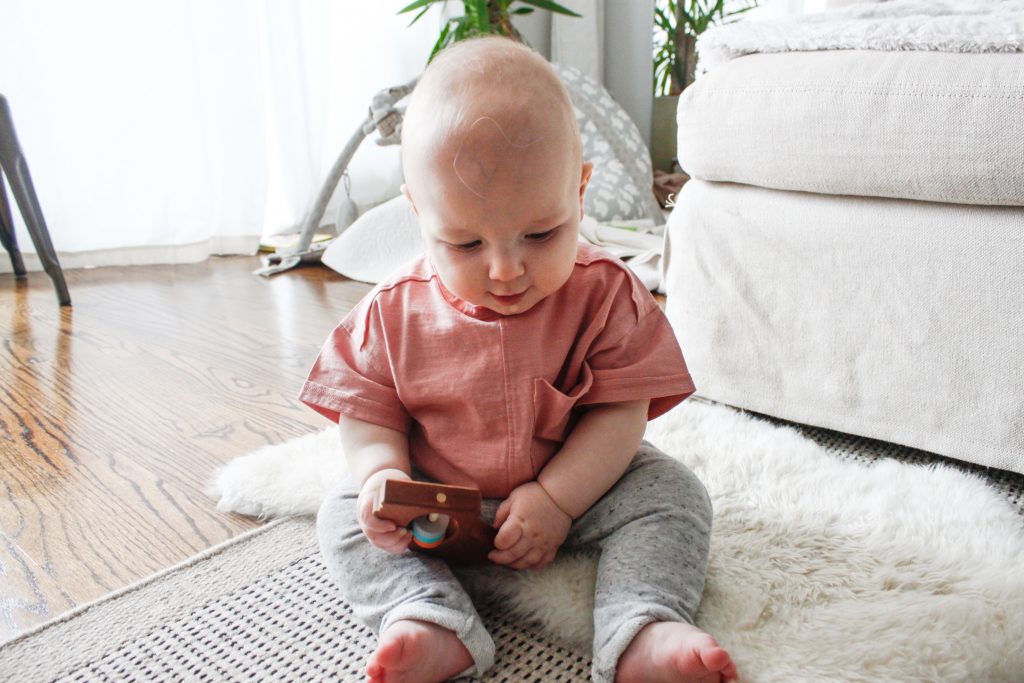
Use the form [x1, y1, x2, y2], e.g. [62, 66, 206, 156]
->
[0, 515, 590, 682]
[2, 406, 1021, 682]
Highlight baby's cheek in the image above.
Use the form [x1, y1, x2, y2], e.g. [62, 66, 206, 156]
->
[442, 266, 481, 301]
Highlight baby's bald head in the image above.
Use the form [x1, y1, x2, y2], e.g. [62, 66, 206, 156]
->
[401, 38, 592, 317]
[401, 37, 582, 206]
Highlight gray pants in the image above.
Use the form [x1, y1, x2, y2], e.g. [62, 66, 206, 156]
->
[317, 442, 713, 683]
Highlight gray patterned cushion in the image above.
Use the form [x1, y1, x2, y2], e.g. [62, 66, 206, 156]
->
[554, 64, 663, 225]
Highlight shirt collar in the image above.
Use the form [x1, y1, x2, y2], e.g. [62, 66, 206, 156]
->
[430, 263, 503, 322]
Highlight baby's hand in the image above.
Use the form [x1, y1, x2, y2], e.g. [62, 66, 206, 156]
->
[358, 469, 413, 553]
[490, 481, 572, 570]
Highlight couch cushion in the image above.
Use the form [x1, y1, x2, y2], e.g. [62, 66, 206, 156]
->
[677, 50, 1024, 206]
[663, 178, 1024, 475]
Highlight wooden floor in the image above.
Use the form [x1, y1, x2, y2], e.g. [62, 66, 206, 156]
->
[0, 257, 372, 641]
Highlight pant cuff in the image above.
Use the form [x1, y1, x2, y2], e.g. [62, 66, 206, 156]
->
[381, 603, 496, 677]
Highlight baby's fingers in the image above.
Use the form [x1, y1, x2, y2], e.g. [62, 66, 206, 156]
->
[489, 541, 530, 566]
[370, 526, 411, 553]
[489, 529, 534, 566]
[510, 548, 547, 570]
[527, 550, 558, 571]
[365, 513, 399, 534]
[493, 498, 512, 529]
[493, 518, 523, 551]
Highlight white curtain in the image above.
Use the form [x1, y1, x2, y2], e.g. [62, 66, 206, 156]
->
[0, 0, 435, 271]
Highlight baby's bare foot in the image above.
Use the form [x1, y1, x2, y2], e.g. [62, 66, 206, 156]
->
[366, 619, 473, 683]
[615, 621, 738, 683]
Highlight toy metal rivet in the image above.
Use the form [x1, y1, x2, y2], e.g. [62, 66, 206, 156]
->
[436, 493, 447, 504]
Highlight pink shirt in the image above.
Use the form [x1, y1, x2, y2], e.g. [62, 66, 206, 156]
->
[299, 243, 694, 498]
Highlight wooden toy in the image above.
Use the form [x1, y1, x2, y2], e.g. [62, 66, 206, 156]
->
[373, 479, 497, 566]
[410, 513, 449, 548]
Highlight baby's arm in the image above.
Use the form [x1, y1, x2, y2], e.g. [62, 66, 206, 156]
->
[338, 413, 414, 553]
[490, 398, 649, 568]
[538, 398, 650, 518]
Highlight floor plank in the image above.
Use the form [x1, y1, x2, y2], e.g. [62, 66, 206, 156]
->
[0, 531, 75, 641]
[0, 257, 371, 635]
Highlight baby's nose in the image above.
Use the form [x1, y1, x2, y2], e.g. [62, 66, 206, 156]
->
[488, 249, 525, 282]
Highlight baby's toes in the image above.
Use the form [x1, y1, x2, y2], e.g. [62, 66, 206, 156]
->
[699, 644, 732, 673]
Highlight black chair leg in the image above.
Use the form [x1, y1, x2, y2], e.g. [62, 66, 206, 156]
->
[0, 173, 27, 277]
[0, 95, 70, 306]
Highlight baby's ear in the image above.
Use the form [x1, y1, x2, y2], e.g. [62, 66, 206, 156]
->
[579, 162, 593, 193]
[580, 161, 594, 185]
[578, 161, 594, 216]
[400, 184, 419, 216]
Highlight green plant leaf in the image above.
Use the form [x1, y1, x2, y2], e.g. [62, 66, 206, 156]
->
[515, 0, 582, 18]
[453, 14, 472, 41]
[405, 5, 433, 26]
[653, 0, 758, 94]
[724, 2, 758, 21]
[398, 0, 445, 15]
[653, 6, 669, 26]
[427, 17, 458, 62]
[655, 62, 673, 96]
[678, 6, 695, 31]
[473, 0, 491, 31]
[511, 6, 535, 14]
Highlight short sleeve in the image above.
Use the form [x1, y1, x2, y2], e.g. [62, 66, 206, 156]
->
[297, 300, 411, 433]
[578, 269, 695, 420]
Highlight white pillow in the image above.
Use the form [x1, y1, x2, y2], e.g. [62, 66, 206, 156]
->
[320, 195, 424, 284]
[554, 64, 664, 225]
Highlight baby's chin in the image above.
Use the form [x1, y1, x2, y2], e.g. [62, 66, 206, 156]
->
[482, 290, 540, 315]
[485, 301, 534, 316]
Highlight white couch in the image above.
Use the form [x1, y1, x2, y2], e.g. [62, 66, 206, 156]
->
[663, 48, 1024, 475]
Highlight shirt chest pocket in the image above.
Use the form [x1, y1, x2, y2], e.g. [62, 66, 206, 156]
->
[531, 363, 594, 443]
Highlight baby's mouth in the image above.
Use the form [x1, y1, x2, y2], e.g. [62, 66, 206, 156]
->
[490, 291, 526, 306]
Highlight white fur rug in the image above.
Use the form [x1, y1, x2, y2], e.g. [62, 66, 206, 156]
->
[208, 401, 1024, 682]
[699, 0, 1024, 70]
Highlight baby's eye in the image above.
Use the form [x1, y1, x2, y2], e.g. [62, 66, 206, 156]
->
[525, 229, 556, 242]
[449, 240, 482, 252]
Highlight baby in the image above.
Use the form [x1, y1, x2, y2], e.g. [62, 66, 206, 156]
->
[302, 36, 737, 683]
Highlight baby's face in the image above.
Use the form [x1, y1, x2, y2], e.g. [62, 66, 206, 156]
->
[404, 113, 592, 316]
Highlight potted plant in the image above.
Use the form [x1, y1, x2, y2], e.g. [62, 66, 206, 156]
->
[651, 0, 757, 171]
[399, 0, 582, 62]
